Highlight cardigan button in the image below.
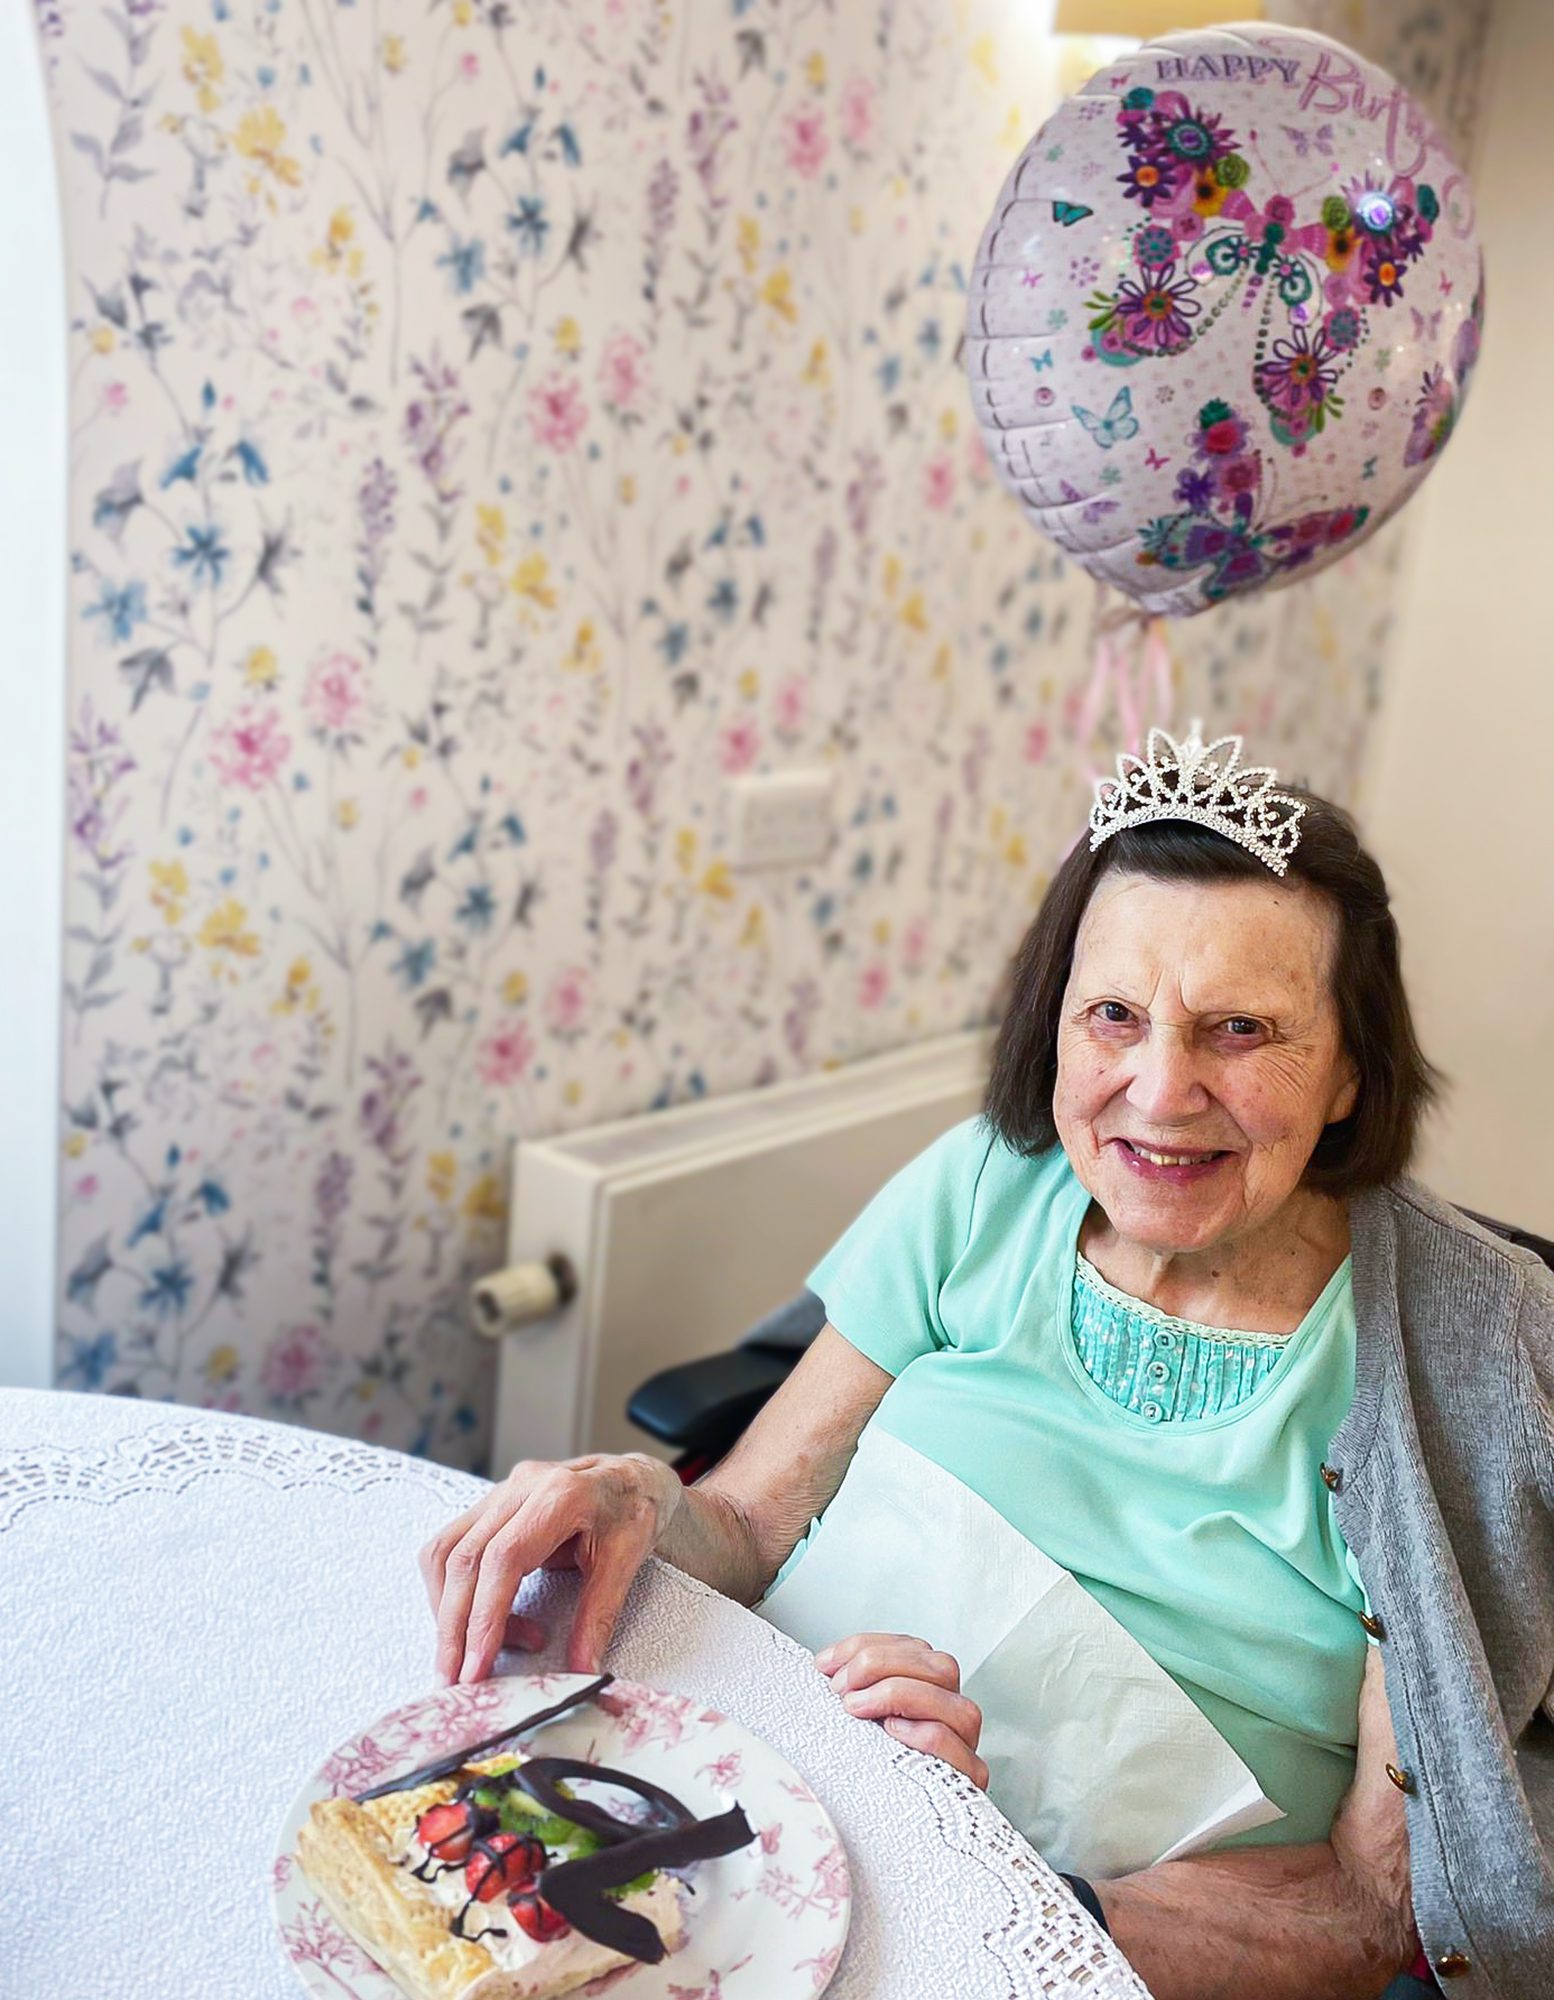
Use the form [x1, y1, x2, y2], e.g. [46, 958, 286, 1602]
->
[1435, 1951, 1472, 1979]
[1320, 1462, 1342, 1491]
[1385, 1763, 1415, 1795]
[1360, 1610, 1385, 1640]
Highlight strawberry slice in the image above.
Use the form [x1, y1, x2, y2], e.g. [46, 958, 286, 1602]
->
[415, 1801, 479, 1863]
[466, 1832, 546, 1903]
[508, 1890, 572, 1942]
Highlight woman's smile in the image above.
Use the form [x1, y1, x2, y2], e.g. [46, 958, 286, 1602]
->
[1109, 1136, 1233, 1185]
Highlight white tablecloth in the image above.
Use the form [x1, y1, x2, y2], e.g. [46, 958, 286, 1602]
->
[0, 1390, 1149, 2000]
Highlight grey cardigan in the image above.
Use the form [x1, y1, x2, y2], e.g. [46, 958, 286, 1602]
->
[1338, 1177, 1554, 1997]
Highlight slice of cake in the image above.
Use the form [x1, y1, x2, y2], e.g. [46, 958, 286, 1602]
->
[297, 1754, 685, 2000]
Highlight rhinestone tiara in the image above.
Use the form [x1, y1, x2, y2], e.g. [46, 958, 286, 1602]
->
[1088, 721, 1306, 877]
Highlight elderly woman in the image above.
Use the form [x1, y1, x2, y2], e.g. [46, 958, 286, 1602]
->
[421, 727, 1553, 2000]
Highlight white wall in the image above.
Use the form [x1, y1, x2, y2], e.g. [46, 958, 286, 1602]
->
[1359, 0, 1554, 1234]
[0, 11, 67, 1388]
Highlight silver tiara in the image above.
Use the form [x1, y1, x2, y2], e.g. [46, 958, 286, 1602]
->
[1088, 721, 1305, 877]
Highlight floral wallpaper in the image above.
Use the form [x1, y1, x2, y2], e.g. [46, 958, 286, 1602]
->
[36, 0, 1491, 1467]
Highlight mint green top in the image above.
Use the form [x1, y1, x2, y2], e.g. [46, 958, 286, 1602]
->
[1072, 1252, 1298, 1420]
[805, 1115, 1371, 1849]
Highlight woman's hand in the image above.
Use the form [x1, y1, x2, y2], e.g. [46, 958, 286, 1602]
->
[815, 1632, 988, 1790]
[417, 1328, 891, 1689]
[418, 1452, 683, 1686]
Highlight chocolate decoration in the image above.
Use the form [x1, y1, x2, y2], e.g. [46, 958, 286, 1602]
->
[355, 1673, 615, 1801]
[511, 1756, 696, 1845]
[409, 1853, 465, 1884]
[539, 1804, 756, 1963]
[451, 1894, 509, 1944]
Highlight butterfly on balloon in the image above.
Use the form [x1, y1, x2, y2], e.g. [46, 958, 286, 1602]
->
[1134, 396, 1369, 605]
[1070, 387, 1140, 451]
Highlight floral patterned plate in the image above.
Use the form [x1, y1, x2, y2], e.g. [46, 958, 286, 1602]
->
[272, 1671, 850, 2000]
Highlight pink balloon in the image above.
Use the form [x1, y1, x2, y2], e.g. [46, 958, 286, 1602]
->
[964, 24, 1483, 616]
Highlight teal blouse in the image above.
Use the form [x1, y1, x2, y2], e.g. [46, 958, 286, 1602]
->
[804, 1115, 1372, 1849]
[1072, 1252, 1299, 1422]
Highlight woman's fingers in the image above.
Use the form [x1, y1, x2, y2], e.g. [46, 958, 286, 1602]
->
[422, 1457, 676, 1686]
[815, 1632, 961, 1696]
[841, 1673, 983, 1750]
[882, 1715, 990, 1790]
[567, 1532, 650, 1675]
[418, 1499, 487, 1615]
[456, 1488, 584, 1685]
[434, 1493, 552, 1685]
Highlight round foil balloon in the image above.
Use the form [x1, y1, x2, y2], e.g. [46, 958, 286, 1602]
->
[964, 24, 1483, 616]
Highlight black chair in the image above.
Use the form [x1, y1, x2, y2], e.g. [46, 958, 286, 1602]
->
[626, 1208, 1554, 1475]
[627, 1289, 829, 1479]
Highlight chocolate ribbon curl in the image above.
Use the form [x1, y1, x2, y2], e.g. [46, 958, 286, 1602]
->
[516, 1756, 756, 1962]
[511, 1754, 694, 1841]
[354, 1675, 615, 1801]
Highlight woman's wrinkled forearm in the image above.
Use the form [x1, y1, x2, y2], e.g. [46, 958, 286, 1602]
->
[650, 1323, 894, 1606]
[653, 1476, 780, 1606]
[1093, 1834, 1415, 2000]
[1094, 1649, 1415, 2000]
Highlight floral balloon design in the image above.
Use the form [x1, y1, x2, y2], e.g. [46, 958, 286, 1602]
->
[965, 24, 1484, 615]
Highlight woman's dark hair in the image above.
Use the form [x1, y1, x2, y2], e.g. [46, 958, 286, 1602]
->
[984, 787, 1442, 1195]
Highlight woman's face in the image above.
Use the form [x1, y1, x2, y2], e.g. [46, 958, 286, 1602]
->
[1052, 872, 1359, 1255]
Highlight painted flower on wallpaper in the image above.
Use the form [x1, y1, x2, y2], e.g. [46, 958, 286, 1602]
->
[599, 332, 649, 416]
[209, 706, 291, 790]
[544, 966, 592, 1040]
[923, 455, 956, 511]
[260, 1322, 334, 1406]
[859, 963, 890, 1009]
[60, 1329, 117, 1389]
[198, 897, 261, 971]
[625, 725, 671, 819]
[529, 374, 588, 452]
[180, 25, 223, 114]
[784, 109, 829, 179]
[85, 577, 147, 644]
[839, 77, 875, 152]
[303, 651, 369, 741]
[478, 1022, 536, 1089]
[232, 105, 303, 192]
[718, 717, 761, 775]
[359, 1047, 420, 1160]
[772, 675, 809, 741]
[404, 353, 469, 504]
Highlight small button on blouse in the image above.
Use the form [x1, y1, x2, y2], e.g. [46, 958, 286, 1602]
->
[1434, 1951, 1471, 1978]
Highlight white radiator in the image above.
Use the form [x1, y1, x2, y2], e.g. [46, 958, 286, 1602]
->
[488, 1031, 991, 1471]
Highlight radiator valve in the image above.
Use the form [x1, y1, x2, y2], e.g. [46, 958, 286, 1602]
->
[469, 1254, 577, 1338]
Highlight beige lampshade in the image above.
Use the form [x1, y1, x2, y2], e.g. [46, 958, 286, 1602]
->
[1053, 0, 1265, 32]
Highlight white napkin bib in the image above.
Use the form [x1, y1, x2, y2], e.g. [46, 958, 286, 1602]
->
[759, 1425, 1283, 1879]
